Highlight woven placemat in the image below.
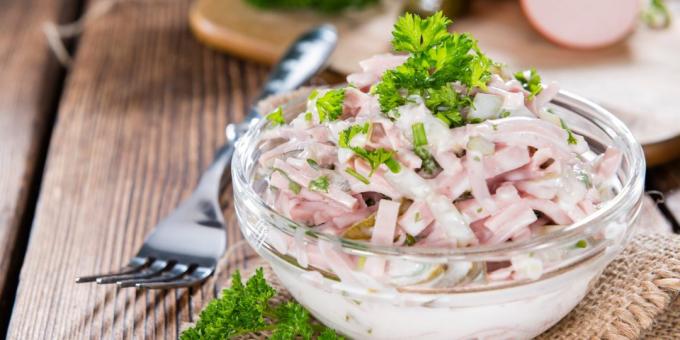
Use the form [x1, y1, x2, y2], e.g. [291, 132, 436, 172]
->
[202, 232, 679, 339]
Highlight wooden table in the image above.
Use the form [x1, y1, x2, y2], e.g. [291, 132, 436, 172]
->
[0, 0, 678, 338]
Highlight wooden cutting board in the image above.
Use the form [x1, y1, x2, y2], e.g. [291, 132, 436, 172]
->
[190, 0, 680, 166]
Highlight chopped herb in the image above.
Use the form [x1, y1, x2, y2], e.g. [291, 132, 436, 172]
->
[266, 106, 286, 127]
[411, 122, 440, 174]
[352, 147, 401, 174]
[316, 88, 345, 122]
[288, 181, 302, 194]
[304, 111, 313, 122]
[309, 176, 330, 193]
[272, 168, 302, 195]
[476, 207, 483, 213]
[575, 169, 593, 189]
[575, 240, 588, 249]
[338, 123, 370, 148]
[308, 88, 319, 100]
[491, 123, 498, 131]
[468, 117, 482, 124]
[356, 256, 367, 269]
[306, 158, 320, 170]
[345, 168, 370, 184]
[514, 68, 542, 99]
[473, 155, 481, 162]
[404, 233, 417, 246]
[181, 269, 343, 340]
[411, 123, 428, 147]
[414, 212, 422, 222]
[375, 12, 493, 118]
[560, 118, 578, 145]
[499, 110, 511, 118]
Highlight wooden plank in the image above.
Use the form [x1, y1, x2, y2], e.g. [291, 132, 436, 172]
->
[0, 0, 79, 328]
[5, 0, 269, 338]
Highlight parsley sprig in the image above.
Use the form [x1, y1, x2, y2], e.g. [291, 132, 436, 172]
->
[316, 88, 345, 122]
[338, 124, 401, 175]
[266, 107, 286, 127]
[374, 11, 494, 126]
[181, 269, 343, 340]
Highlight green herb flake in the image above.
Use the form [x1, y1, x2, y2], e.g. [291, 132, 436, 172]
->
[180, 268, 344, 340]
[345, 168, 370, 184]
[308, 88, 319, 100]
[338, 123, 370, 148]
[499, 110, 511, 118]
[560, 118, 578, 145]
[288, 181, 302, 194]
[575, 240, 588, 249]
[304, 111, 313, 122]
[306, 158, 320, 170]
[404, 233, 417, 246]
[316, 88, 345, 122]
[514, 68, 542, 99]
[414, 212, 422, 222]
[266, 107, 286, 127]
[309, 176, 330, 193]
[411, 122, 428, 147]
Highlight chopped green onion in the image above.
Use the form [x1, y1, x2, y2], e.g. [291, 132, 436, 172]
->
[304, 111, 313, 122]
[411, 122, 428, 147]
[288, 181, 301, 194]
[404, 234, 416, 246]
[345, 168, 370, 184]
[309, 176, 330, 193]
[306, 158, 320, 170]
[575, 240, 588, 249]
[560, 118, 578, 145]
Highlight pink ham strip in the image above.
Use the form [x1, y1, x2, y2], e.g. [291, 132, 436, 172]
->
[363, 199, 400, 276]
[484, 201, 538, 244]
[524, 198, 573, 225]
[515, 178, 559, 199]
[398, 201, 434, 236]
[466, 151, 497, 214]
[483, 146, 531, 178]
[332, 207, 375, 229]
[346, 54, 408, 90]
[595, 147, 622, 180]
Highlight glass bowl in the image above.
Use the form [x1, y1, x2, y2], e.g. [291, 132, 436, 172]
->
[231, 89, 646, 339]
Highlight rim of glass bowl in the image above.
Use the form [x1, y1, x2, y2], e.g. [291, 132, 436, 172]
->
[232, 89, 646, 261]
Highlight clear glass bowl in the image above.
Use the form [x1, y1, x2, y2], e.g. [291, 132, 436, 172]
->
[231, 90, 645, 339]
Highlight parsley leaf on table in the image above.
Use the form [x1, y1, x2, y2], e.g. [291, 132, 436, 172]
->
[180, 268, 344, 340]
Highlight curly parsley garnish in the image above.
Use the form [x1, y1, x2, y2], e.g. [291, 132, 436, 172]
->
[374, 11, 494, 126]
[316, 88, 345, 122]
[514, 68, 542, 99]
[181, 269, 343, 340]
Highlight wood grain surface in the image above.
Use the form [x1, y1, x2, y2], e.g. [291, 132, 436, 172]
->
[0, 0, 78, 328]
[5, 0, 267, 338]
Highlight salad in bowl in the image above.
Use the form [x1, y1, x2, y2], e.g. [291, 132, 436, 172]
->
[232, 12, 645, 339]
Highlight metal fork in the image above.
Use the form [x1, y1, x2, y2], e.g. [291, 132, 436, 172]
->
[76, 25, 338, 289]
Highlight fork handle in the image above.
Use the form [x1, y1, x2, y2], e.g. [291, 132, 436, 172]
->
[195, 143, 234, 201]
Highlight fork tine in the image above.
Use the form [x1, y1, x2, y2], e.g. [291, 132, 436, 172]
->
[116, 264, 190, 288]
[137, 266, 213, 289]
[96, 260, 170, 284]
[76, 257, 151, 283]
